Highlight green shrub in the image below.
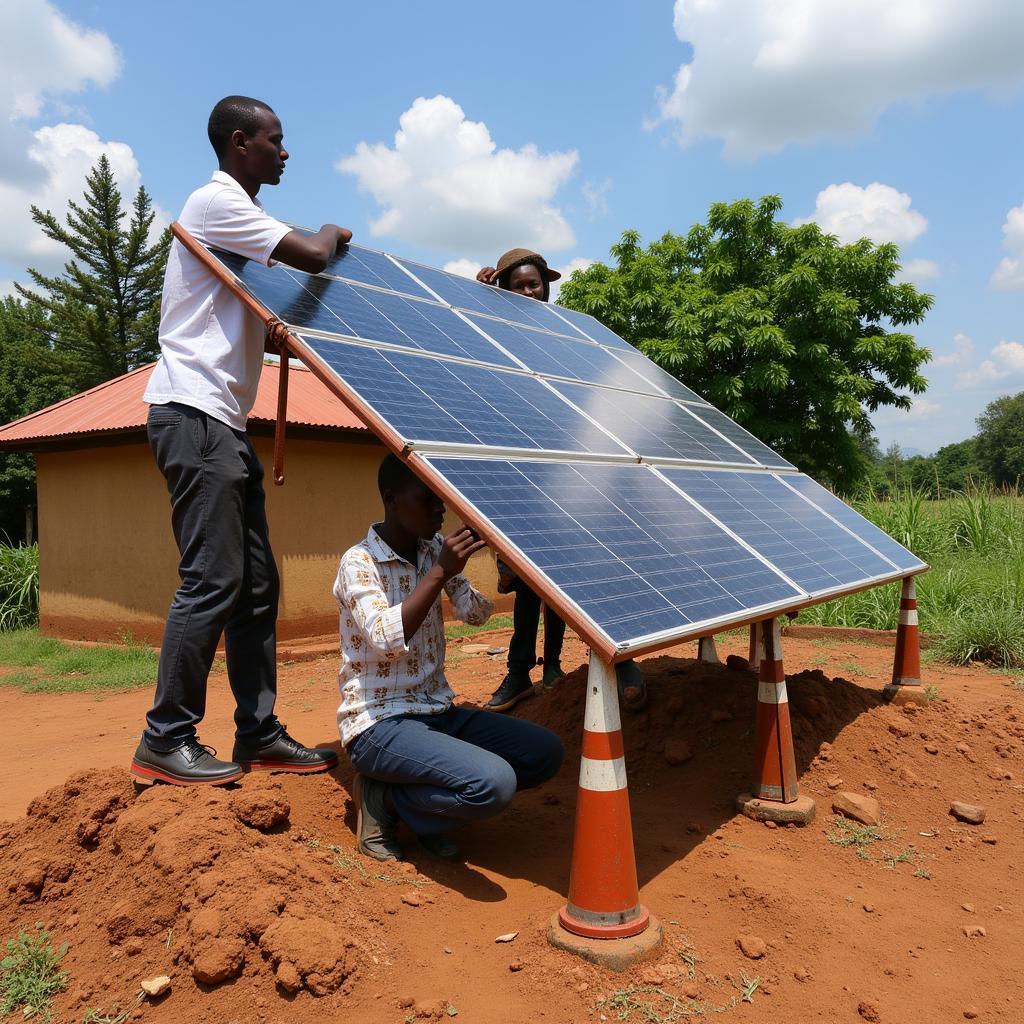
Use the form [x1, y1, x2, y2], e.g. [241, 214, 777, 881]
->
[0, 542, 39, 631]
[0, 923, 68, 1021]
[935, 605, 1024, 668]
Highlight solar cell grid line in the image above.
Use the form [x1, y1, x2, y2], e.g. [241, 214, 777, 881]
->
[422, 457, 804, 647]
[660, 468, 898, 595]
[549, 304, 636, 352]
[600, 346, 708, 405]
[298, 335, 632, 456]
[549, 380, 759, 466]
[462, 313, 675, 395]
[776, 474, 927, 574]
[684, 405, 795, 470]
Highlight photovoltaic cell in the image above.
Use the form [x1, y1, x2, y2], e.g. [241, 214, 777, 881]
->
[661, 469, 897, 593]
[551, 382, 756, 465]
[424, 458, 801, 644]
[466, 314, 667, 393]
[779, 475, 926, 573]
[550, 305, 635, 352]
[322, 243, 434, 298]
[301, 336, 629, 455]
[600, 346, 706, 404]
[686, 406, 795, 469]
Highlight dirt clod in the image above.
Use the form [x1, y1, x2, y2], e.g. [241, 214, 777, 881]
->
[858, 1001, 881, 1022]
[736, 934, 767, 959]
[663, 739, 693, 765]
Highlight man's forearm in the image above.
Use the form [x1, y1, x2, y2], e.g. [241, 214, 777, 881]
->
[400, 566, 447, 642]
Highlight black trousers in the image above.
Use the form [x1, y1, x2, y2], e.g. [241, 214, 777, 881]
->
[507, 577, 566, 675]
[143, 403, 281, 751]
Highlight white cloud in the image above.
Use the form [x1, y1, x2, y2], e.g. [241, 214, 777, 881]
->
[550, 257, 595, 302]
[795, 183, 927, 245]
[905, 399, 943, 420]
[0, 0, 119, 185]
[654, 0, 1024, 159]
[989, 203, 1024, 290]
[338, 95, 578, 260]
[0, 123, 169, 275]
[582, 178, 612, 218]
[933, 333, 975, 367]
[957, 340, 1024, 389]
[442, 258, 480, 280]
[897, 258, 941, 285]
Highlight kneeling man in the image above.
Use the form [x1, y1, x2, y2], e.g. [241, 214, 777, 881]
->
[334, 455, 564, 860]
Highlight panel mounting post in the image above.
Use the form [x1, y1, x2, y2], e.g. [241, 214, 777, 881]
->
[548, 650, 662, 969]
[884, 576, 928, 705]
[736, 617, 815, 825]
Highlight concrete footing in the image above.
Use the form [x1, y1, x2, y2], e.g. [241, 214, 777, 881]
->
[736, 792, 816, 825]
[547, 913, 664, 970]
[882, 683, 930, 706]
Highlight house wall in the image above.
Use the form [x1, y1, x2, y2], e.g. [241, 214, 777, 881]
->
[36, 435, 507, 644]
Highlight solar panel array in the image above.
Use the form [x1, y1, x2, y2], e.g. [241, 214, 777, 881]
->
[204, 238, 925, 654]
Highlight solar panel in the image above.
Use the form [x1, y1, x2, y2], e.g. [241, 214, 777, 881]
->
[779, 475, 927, 573]
[301, 335, 629, 455]
[660, 468, 898, 594]
[550, 382, 758, 465]
[422, 458, 803, 644]
[185, 226, 925, 658]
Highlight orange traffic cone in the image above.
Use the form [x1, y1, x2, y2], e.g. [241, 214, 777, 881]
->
[886, 576, 926, 703]
[751, 617, 798, 803]
[697, 635, 721, 664]
[557, 652, 649, 939]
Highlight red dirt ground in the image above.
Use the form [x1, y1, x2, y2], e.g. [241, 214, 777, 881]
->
[1, 627, 1022, 1024]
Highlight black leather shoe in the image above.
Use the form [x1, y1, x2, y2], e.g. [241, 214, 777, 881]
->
[616, 659, 648, 711]
[131, 738, 242, 786]
[416, 832, 460, 860]
[232, 728, 339, 773]
[541, 662, 565, 690]
[486, 672, 535, 712]
[353, 774, 402, 862]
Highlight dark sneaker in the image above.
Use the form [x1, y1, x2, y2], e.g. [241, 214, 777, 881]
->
[232, 728, 339, 774]
[353, 774, 402, 862]
[541, 662, 565, 690]
[486, 672, 535, 712]
[131, 738, 242, 786]
[616, 660, 648, 712]
[416, 832, 461, 861]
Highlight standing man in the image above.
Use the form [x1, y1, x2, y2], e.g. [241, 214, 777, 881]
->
[131, 95, 351, 785]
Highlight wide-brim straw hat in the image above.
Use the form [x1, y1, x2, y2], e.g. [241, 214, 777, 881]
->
[495, 247, 561, 282]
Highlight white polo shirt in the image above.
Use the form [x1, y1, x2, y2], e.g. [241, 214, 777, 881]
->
[144, 170, 291, 431]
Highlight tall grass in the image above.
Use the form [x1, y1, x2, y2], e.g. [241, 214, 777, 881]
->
[0, 543, 39, 631]
[799, 488, 1024, 668]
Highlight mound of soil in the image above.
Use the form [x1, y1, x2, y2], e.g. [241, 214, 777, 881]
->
[0, 770, 394, 1017]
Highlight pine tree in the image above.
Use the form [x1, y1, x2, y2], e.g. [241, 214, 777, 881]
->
[15, 155, 170, 392]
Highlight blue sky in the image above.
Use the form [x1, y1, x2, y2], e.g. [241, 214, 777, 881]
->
[2, 0, 1023, 454]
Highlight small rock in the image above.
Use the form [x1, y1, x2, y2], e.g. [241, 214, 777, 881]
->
[963, 1008, 979, 1019]
[710, 709, 732, 722]
[495, 931, 518, 943]
[863, 780, 878, 791]
[461, 644, 489, 654]
[641, 967, 664, 985]
[955, 742, 977, 763]
[663, 739, 693, 766]
[962, 925, 986, 939]
[443, 946, 452, 955]
[763, 819, 777, 830]
[827, 777, 843, 789]
[858, 1001, 881, 1023]
[509, 959, 524, 972]
[950, 801, 986, 825]
[401, 893, 422, 907]
[981, 836, 997, 845]
[961, 903, 974, 913]
[793, 967, 811, 983]
[275, 961, 301, 993]
[924, 744, 939, 755]
[486, 646, 506, 656]
[682, 982, 700, 999]
[124, 937, 144, 956]
[832, 791, 881, 827]
[140, 976, 171, 997]
[863, 903, 875, 913]
[736, 934, 766, 959]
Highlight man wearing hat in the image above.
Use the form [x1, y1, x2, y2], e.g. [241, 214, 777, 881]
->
[475, 249, 647, 713]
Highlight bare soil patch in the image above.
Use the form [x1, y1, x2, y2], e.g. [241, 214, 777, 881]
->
[1, 628, 1022, 1022]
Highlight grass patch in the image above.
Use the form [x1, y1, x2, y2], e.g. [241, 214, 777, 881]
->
[0, 542, 39, 631]
[0, 923, 68, 1021]
[827, 816, 885, 860]
[445, 614, 513, 639]
[82, 992, 144, 1024]
[0, 629, 158, 693]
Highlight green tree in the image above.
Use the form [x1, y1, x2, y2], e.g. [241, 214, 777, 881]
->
[975, 391, 1024, 487]
[558, 196, 933, 489]
[15, 154, 170, 392]
[932, 438, 987, 493]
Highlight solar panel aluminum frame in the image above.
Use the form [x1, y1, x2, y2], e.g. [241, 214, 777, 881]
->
[172, 223, 927, 664]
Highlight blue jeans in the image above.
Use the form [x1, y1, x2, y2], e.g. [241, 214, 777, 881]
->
[347, 705, 564, 835]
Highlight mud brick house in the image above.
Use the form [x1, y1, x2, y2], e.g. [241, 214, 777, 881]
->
[0, 361, 501, 644]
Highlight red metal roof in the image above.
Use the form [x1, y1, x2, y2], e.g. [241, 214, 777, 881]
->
[0, 361, 368, 448]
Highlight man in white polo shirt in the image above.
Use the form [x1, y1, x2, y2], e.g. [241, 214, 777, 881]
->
[132, 95, 351, 785]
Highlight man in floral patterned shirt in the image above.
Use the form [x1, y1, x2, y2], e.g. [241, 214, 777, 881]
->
[334, 454, 564, 861]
